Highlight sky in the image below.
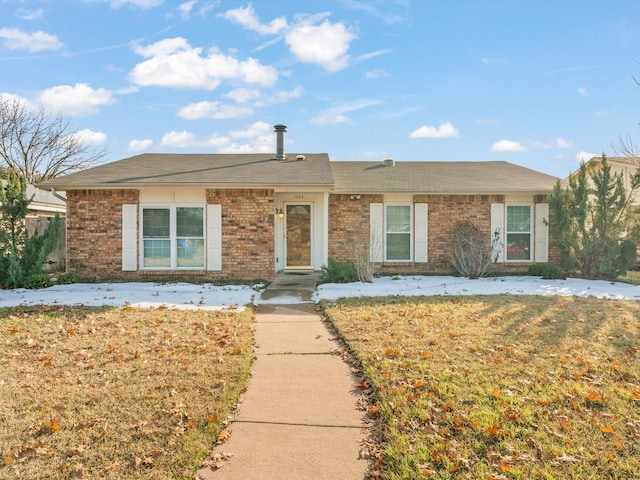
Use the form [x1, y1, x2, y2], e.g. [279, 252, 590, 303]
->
[0, 275, 638, 309]
[1, 0, 639, 178]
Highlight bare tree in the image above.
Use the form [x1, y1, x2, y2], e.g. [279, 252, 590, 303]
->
[0, 96, 106, 184]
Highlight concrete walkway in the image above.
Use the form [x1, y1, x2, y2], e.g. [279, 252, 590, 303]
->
[195, 273, 369, 480]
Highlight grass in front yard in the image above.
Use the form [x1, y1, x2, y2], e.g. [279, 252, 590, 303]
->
[323, 296, 640, 479]
[0, 305, 254, 480]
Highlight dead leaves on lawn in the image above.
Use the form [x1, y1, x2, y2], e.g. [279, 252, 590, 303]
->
[324, 295, 640, 479]
[0, 305, 254, 479]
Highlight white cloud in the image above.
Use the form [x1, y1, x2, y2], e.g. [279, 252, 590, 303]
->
[161, 130, 199, 148]
[490, 140, 528, 152]
[575, 151, 599, 163]
[107, 0, 163, 8]
[160, 122, 275, 153]
[224, 88, 261, 104]
[310, 99, 381, 125]
[409, 122, 459, 139]
[285, 19, 356, 72]
[219, 5, 287, 34]
[530, 137, 573, 149]
[229, 121, 271, 139]
[178, 101, 253, 120]
[179, 1, 196, 19]
[38, 83, 115, 116]
[129, 37, 278, 89]
[254, 85, 303, 107]
[70, 129, 107, 146]
[16, 8, 44, 20]
[128, 139, 153, 152]
[0, 28, 62, 52]
[311, 113, 350, 125]
[577, 87, 589, 96]
[365, 69, 390, 79]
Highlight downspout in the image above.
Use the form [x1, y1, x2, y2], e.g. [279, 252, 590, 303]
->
[50, 188, 67, 203]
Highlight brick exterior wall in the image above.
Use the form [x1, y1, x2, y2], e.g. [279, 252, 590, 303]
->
[66, 188, 275, 282]
[328, 194, 383, 262]
[66, 189, 139, 281]
[66, 188, 558, 283]
[207, 189, 275, 281]
[328, 194, 560, 277]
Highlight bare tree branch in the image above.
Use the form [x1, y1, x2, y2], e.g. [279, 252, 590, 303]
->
[0, 96, 107, 184]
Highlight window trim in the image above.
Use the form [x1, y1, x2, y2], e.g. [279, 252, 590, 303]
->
[383, 202, 413, 262]
[140, 203, 206, 270]
[505, 203, 533, 262]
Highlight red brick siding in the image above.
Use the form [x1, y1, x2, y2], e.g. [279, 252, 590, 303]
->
[328, 194, 383, 262]
[207, 189, 275, 281]
[66, 188, 275, 282]
[328, 194, 558, 276]
[66, 189, 139, 281]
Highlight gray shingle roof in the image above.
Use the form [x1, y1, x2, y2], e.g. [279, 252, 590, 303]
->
[37, 154, 560, 194]
[38, 153, 335, 189]
[331, 160, 559, 193]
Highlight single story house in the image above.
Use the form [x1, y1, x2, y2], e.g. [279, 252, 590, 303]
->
[38, 125, 560, 282]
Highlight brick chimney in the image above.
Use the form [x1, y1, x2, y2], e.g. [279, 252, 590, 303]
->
[274, 124, 287, 161]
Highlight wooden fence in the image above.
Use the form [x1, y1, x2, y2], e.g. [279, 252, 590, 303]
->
[26, 216, 66, 272]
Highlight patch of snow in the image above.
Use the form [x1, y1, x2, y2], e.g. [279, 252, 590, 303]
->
[0, 276, 637, 311]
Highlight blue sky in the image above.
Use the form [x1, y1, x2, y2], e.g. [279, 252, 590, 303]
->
[1, 0, 639, 177]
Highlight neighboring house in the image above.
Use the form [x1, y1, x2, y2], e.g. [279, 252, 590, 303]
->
[1, 180, 67, 270]
[1, 180, 66, 218]
[38, 125, 560, 282]
[573, 155, 640, 204]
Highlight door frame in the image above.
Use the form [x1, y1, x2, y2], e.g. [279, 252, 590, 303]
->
[284, 202, 313, 269]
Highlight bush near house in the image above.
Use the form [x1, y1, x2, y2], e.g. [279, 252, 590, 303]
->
[549, 155, 640, 280]
[0, 171, 62, 288]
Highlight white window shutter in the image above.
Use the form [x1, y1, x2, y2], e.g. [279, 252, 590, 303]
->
[490, 203, 505, 263]
[122, 204, 137, 271]
[207, 204, 222, 271]
[534, 203, 549, 263]
[370, 203, 383, 262]
[414, 203, 428, 263]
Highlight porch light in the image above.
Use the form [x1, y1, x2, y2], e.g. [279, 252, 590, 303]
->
[349, 194, 361, 200]
[276, 208, 284, 218]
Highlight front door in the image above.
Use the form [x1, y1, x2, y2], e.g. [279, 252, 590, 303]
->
[285, 203, 312, 268]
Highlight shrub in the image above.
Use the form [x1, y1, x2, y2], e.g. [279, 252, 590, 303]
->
[56, 272, 80, 285]
[450, 220, 501, 279]
[320, 257, 358, 283]
[528, 263, 565, 280]
[23, 273, 51, 289]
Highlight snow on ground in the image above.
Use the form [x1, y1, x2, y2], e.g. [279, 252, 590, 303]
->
[0, 276, 638, 311]
[313, 275, 640, 302]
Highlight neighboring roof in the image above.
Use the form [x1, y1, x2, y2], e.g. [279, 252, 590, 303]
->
[568, 156, 640, 178]
[1, 180, 66, 213]
[331, 160, 559, 194]
[37, 153, 335, 190]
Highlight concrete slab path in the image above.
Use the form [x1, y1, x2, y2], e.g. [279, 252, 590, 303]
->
[194, 300, 369, 480]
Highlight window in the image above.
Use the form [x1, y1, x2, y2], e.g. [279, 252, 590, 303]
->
[506, 205, 531, 261]
[142, 206, 204, 269]
[385, 204, 411, 261]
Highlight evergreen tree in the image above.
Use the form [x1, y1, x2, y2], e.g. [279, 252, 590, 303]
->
[548, 155, 640, 279]
[0, 170, 62, 287]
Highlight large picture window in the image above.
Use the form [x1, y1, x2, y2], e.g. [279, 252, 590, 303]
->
[506, 205, 531, 261]
[385, 204, 411, 261]
[142, 206, 204, 269]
